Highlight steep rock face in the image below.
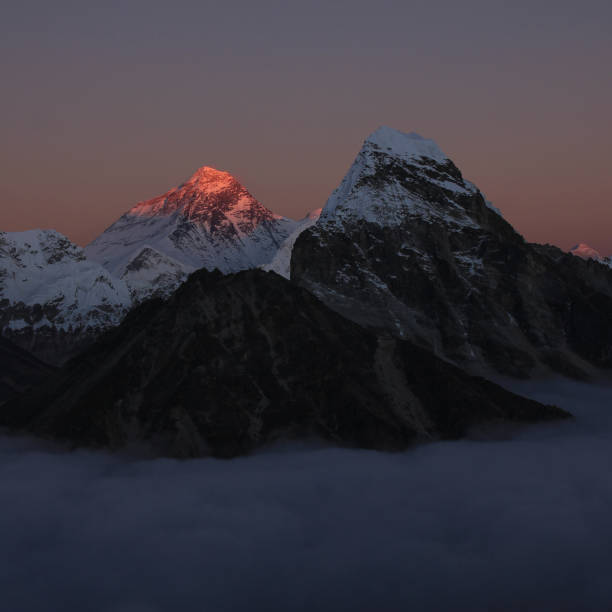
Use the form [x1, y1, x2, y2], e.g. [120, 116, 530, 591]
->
[0, 337, 54, 402]
[1, 269, 566, 458]
[0, 230, 131, 363]
[85, 166, 300, 300]
[292, 127, 612, 378]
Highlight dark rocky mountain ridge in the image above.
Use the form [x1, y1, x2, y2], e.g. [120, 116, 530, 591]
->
[0, 269, 567, 458]
[0, 337, 54, 403]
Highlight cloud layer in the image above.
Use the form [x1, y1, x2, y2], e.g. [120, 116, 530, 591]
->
[1, 379, 612, 611]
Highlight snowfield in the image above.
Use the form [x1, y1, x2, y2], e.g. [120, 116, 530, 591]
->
[0, 229, 131, 331]
[1, 378, 612, 611]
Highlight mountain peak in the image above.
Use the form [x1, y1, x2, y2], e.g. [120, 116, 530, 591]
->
[85, 164, 300, 294]
[569, 243, 604, 261]
[181, 166, 239, 192]
[364, 126, 448, 163]
[127, 164, 269, 222]
[320, 127, 471, 224]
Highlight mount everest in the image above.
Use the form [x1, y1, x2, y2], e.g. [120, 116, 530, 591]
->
[85, 166, 302, 300]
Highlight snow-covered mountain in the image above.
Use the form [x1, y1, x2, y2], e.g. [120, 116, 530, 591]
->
[261, 208, 321, 278]
[569, 243, 612, 266]
[0, 230, 131, 363]
[320, 127, 499, 227]
[86, 166, 300, 300]
[291, 126, 612, 378]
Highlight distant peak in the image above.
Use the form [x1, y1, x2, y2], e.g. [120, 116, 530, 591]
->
[0, 228, 74, 245]
[569, 243, 604, 261]
[364, 126, 448, 163]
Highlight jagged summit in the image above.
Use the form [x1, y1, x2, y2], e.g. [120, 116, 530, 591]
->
[365, 126, 448, 163]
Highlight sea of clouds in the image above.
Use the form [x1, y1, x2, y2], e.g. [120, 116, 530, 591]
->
[1, 378, 612, 612]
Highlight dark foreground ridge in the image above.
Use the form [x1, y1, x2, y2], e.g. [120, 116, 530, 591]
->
[1, 269, 569, 458]
[0, 337, 54, 403]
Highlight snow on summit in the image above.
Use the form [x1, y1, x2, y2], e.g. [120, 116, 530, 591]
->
[365, 126, 449, 163]
[570, 243, 603, 261]
[128, 165, 280, 226]
[569, 243, 612, 267]
[320, 126, 479, 225]
[85, 165, 300, 300]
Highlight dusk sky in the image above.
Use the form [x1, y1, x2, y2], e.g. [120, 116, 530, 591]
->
[1, 0, 611, 252]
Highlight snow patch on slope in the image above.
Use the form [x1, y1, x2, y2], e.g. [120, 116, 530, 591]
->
[262, 208, 322, 279]
[121, 246, 191, 301]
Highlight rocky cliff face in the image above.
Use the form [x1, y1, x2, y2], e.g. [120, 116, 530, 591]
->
[1, 269, 566, 458]
[0, 230, 131, 363]
[86, 166, 300, 300]
[291, 127, 612, 378]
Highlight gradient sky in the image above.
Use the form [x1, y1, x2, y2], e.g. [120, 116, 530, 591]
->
[1, 0, 611, 252]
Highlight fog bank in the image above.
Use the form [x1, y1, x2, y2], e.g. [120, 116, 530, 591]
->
[1, 379, 611, 611]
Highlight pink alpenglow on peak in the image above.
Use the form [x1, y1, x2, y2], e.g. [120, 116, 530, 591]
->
[129, 165, 282, 227]
[569, 243, 604, 261]
[568, 243, 611, 267]
[85, 166, 301, 300]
